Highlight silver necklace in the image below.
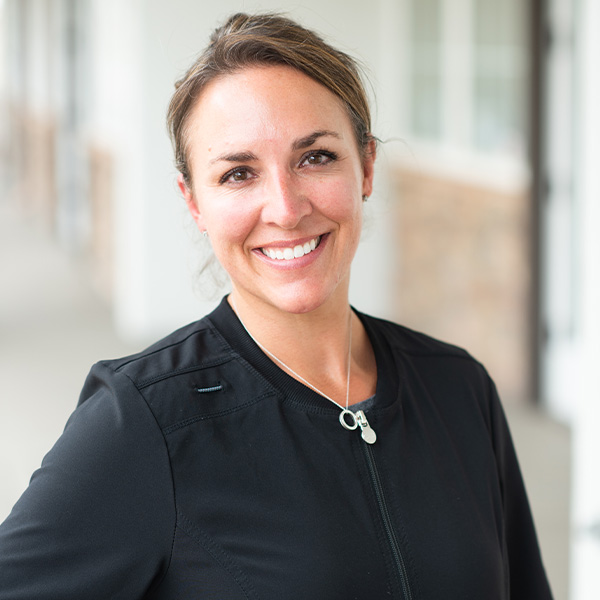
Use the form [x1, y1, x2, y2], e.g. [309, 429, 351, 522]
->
[230, 298, 377, 444]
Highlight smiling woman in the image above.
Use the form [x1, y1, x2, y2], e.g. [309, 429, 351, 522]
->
[0, 12, 553, 600]
[178, 65, 373, 322]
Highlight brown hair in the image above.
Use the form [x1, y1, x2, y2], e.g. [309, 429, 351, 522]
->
[167, 12, 373, 185]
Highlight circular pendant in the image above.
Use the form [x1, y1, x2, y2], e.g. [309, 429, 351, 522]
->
[339, 409, 358, 430]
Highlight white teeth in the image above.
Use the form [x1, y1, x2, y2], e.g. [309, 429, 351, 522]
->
[261, 236, 321, 261]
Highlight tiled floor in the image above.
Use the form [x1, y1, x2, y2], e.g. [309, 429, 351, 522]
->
[506, 403, 571, 599]
[0, 200, 570, 598]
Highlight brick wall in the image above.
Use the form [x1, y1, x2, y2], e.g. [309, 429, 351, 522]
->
[391, 167, 531, 404]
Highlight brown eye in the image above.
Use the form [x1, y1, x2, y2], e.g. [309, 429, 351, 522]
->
[220, 167, 253, 184]
[306, 153, 324, 165]
[300, 150, 337, 168]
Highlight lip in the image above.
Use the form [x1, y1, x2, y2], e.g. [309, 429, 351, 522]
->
[257, 234, 322, 250]
[252, 233, 329, 269]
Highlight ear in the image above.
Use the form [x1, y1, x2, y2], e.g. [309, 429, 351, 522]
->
[178, 173, 206, 231]
[361, 137, 377, 198]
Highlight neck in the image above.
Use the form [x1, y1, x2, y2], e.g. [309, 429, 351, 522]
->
[229, 288, 352, 366]
[228, 289, 376, 405]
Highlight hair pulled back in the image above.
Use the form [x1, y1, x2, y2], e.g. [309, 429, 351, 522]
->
[167, 12, 373, 185]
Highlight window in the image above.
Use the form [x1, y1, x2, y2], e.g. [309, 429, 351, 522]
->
[409, 0, 442, 139]
[405, 0, 527, 160]
[473, 0, 527, 153]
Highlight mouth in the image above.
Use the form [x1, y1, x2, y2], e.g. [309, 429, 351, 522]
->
[260, 235, 322, 261]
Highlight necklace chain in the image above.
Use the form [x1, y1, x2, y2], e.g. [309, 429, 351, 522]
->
[230, 297, 377, 444]
[230, 298, 352, 411]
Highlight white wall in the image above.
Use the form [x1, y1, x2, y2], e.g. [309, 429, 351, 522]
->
[542, 0, 578, 424]
[571, 0, 600, 597]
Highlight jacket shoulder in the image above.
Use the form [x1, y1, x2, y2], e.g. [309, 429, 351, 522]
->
[83, 313, 275, 435]
[359, 312, 476, 362]
[99, 316, 234, 389]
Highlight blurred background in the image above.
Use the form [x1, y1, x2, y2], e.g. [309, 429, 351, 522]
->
[0, 0, 598, 598]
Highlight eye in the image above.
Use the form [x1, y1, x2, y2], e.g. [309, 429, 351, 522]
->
[300, 150, 338, 167]
[219, 167, 254, 185]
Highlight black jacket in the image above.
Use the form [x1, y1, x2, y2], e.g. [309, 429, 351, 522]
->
[0, 297, 553, 599]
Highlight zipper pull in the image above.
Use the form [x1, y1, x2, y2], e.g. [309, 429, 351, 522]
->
[356, 410, 377, 444]
[339, 409, 377, 444]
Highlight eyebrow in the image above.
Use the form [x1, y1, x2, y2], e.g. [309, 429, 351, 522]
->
[292, 130, 341, 150]
[209, 151, 257, 166]
[208, 130, 341, 166]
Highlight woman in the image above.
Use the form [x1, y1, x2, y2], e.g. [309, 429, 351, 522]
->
[0, 12, 552, 599]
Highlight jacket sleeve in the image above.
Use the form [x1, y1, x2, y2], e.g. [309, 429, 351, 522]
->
[0, 362, 176, 600]
[487, 377, 554, 600]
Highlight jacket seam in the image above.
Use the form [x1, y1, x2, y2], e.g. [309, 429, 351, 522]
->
[176, 510, 259, 600]
[207, 325, 281, 396]
[394, 346, 480, 362]
[116, 368, 179, 593]
[162, 392, 276, 435]
[115, 322, 230, 371]
[134, 355, 236, 389]
[113, 326, 218, 368]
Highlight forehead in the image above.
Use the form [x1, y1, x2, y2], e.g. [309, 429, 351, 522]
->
[186, 65, 354, 147]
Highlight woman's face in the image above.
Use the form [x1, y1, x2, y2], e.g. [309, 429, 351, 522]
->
[180, 65, 375, 316]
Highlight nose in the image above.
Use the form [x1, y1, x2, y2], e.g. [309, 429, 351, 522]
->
[261, 172, 312, 229]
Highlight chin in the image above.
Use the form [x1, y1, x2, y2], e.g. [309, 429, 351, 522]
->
[233, 273, 348, 317]
[266, 286, 339, 316]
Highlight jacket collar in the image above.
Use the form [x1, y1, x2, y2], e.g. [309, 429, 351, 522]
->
[206, 296, 402, 414]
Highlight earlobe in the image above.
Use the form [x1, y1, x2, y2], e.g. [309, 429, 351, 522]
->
[178, 173, 205, 230]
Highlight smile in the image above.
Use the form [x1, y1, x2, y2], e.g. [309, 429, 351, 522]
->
[260, 236, 322, 260]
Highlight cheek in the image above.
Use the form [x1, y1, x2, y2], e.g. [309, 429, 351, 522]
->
[203, 198, 258, 247]
[316, 180, 363, 223]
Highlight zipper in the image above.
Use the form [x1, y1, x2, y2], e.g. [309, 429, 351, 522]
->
[339, 409, 377, 443]
[359, 417, 413, 600]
